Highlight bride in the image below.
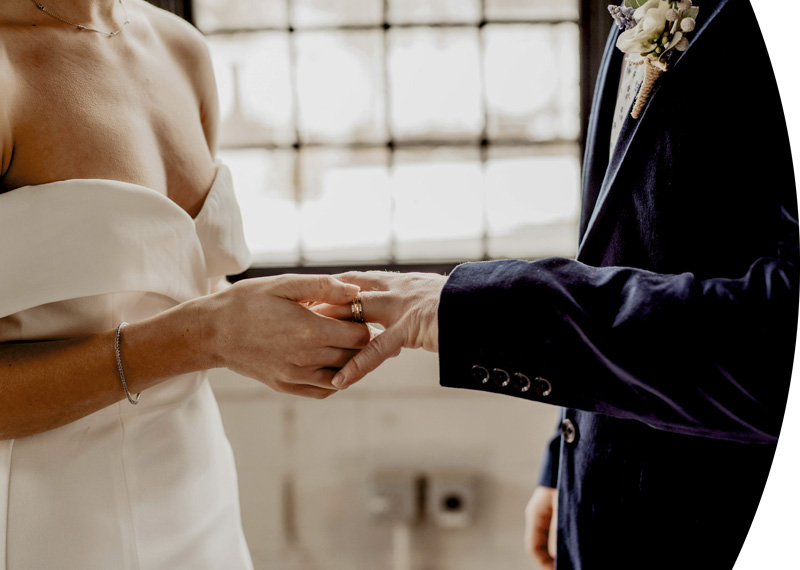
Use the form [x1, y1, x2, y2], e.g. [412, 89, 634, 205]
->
[0, 1, 368, 567]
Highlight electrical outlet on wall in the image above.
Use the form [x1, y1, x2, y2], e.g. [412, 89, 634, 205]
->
[425, 470, 478, 529]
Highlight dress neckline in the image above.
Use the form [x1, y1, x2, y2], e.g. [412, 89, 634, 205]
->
[1, 175, 215, 223]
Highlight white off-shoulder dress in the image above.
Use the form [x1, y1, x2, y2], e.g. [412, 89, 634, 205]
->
[0, 165, 254, 570]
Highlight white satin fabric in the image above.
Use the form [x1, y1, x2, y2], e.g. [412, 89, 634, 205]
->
[0, 165, 253, 570]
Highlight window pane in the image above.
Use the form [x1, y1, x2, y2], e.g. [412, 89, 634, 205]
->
[208, 33, 295, 147]
[485, 0, 579, 21]
[387, 0, 481, 25]
[293, 0, 382, 27]
[195, 0, 585, 268]
[295, 31, 386, 144]
[219, 148, 301, 266]
[485, 146, 580, 259]
[388, 28, 483, 142]
[299, 148, 392, 263]
[195, 0, 288, 32]
[392, 148, 484, 261]
[484, 23, 580, 141]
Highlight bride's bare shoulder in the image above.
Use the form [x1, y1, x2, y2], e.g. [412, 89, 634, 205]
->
[134, 0, 219, 147]
[136, 0, 212, 70]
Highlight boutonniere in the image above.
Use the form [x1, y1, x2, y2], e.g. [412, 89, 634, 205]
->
[608, 1, 699, 118]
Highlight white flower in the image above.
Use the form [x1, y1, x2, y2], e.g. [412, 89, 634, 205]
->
[616, 0, 672, 56]
[681, 17, 696, 32]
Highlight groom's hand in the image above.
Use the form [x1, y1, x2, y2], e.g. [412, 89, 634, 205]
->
[525, 486, 558, 569]
[312, 271, 447, 389]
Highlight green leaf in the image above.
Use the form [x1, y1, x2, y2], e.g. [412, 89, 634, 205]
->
[683, 7, 699, 20]
[665, 30, 683, 50]
[625, 0, 649, 8]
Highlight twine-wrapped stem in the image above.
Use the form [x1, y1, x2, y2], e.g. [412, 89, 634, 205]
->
[630, 56, 667, 119]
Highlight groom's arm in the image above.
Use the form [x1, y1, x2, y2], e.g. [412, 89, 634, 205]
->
[333, 199, 798, 445]
[331, 208, 797, 445]
[437, 235, 799, 444]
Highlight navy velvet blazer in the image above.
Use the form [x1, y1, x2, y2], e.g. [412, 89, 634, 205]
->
[438, 1, 798, 568]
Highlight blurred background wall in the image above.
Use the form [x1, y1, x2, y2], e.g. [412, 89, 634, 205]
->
[210, 353, 559, 570]
[147, 1, 611, 568]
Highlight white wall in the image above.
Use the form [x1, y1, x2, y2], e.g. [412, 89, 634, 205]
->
[210, 349, 559, 570]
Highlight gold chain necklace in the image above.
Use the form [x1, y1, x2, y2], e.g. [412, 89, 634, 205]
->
[31, 0, 130, 38]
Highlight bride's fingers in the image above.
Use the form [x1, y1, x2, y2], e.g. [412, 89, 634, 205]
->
[275, 366, 349, 391]
[314, 318, 372, 349]
[296, 347, 359, 370]
[269, 274, 360, 305]
[311, 303, 351, 320]
[272, 378, 338, 399]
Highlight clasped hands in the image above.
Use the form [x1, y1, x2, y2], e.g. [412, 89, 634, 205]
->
[206, 272, 446, 398]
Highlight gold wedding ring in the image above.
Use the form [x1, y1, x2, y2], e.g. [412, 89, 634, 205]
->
[350, 294, 364, 323]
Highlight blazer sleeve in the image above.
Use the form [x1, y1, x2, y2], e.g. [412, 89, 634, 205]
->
[438, 212, 799, 444]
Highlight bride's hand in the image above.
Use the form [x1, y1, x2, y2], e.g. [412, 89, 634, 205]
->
[202, 274, 370, 398]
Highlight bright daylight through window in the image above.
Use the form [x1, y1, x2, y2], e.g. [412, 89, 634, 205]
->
[194, 0, 582, 267]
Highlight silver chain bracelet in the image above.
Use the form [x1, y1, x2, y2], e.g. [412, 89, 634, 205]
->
[115, 322, 141, 405]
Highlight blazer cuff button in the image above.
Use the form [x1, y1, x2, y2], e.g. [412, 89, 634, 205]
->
[534, 377, 552, 397]
[471, 365, 490, 384]
[490, 368, 511, 387]
[511, 373, 531, 393]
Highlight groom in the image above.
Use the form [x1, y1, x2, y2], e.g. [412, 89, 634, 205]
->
[326, 1, 799, 568]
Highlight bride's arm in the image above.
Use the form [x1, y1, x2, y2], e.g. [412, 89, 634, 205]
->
[0, 302, 207, 440]
[0, 275, 369, 441]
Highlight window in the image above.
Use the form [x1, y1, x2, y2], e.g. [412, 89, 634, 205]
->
[193, 0, 583, 271]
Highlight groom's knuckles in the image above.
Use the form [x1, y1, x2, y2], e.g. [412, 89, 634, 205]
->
[361, 291, 399, 324]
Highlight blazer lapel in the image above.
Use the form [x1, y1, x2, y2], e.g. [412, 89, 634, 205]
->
[579, 24, 624, 240]
[577, 0, 730, 259]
